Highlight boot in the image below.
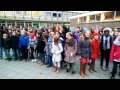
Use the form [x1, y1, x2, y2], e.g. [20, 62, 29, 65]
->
[83, 63, 88, 76]
[56, 67, 60, 73]
[53, 66, 57, 72]
[80, 62, 85, 78]
[92, 63, 97, 72]
[89, 63, 93, 73]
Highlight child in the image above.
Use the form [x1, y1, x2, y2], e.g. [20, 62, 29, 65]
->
[10, 31, 19, 61]
[100, 28, 113, 71]
[51, 36, 63, 73]
[19, 30, 29, 61]
[36, 32, 46, 65]
[78, 30, 91, 78]
[64, 32, 77, 74]
[29, 33, 37, 60]
[110, 35, 120, 79]
[3, 33, 11, 61]
[89, 32, 100, 73]
[46, 31, 54, 68]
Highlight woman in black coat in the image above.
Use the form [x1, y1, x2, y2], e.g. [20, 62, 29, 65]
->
[10, 31, 19, 60]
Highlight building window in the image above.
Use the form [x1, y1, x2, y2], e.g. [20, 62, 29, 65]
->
[58, 13, 62, 17]
[16, 11, 23, 16]
[63, 13, 67, 18]
[53, 13, 57, 17]
[47, 12, 51, 17]
[115, 11, 120, 20]
[104, 12, 114, 21]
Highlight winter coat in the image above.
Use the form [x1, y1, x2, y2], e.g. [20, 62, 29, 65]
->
[3, 38, 11, 49]
[29, 37, 37, 48]
[51, 43, 63, 62]
[0, 36, 3, 47]
[19, 35, 29, 49]
[74, 32, 79, 43]
[78, 39, 92, 58]
[91, 39, 100, 59]
[45, 37, 53, 56]
[110, 37, 120, 62]
[100, 35, 113, 51]
[10, 36, 19, 49]
[64, 39, 77, 63]
[36, 37, 45, 53]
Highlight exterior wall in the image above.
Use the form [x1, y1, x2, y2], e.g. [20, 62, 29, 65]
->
[70, 18, 120, 28]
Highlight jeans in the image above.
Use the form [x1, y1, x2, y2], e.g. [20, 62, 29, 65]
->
[0, 47, 2, 59]
[100, 49, 110, 68]
[12, 49, 19, 60]
[39, 52, 45, 61]
[4, 49, 11, 59]
[111, 61, 120, 77]
[21, 46, 28, 60]
[47, 55, 52, 66]
[30, 47, 35, 59]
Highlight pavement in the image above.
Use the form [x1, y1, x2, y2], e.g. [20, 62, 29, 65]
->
[0, 51, 120, 79]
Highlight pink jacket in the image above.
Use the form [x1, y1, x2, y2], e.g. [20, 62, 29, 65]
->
[110, 37, 120, 62]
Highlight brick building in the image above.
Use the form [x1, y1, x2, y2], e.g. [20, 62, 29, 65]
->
[70, 11, 120, 29]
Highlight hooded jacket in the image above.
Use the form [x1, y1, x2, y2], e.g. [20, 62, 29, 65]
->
[110, 36, 120, 62]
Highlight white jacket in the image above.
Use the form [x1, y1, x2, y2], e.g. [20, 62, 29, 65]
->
[51, 42, 63, 62]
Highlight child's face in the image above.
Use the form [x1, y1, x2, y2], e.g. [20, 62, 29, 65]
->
[67, 34, 72, 40]
[50, 32, 54, 38]
[94, 35, 99, 40]
[12, 32, 16, 36]
[55, 32, 60, 38]
[85, 31, 90, 38]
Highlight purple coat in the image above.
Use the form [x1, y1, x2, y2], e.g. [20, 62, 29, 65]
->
[74, 32, 79, 43]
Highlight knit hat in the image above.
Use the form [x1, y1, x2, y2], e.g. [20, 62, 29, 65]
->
[92, 32, 100, 39]
[83, 27, 89, 31]
[30, 33, 35, 39]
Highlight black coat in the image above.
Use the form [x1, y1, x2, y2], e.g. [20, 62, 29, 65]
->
[10, 36, 19, 49]
[36, 37, 45, 53]
[3, 38, 11, 49]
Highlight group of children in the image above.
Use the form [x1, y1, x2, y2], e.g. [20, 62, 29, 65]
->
[0, 25, 120, 79]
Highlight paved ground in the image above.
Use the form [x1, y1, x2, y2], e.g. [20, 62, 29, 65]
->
[0, 50, 120, 79]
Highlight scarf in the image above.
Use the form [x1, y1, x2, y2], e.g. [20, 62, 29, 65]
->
[66, 38, 76, 46]
[103, 35, 110, 49]
[114, 36, 120, 46]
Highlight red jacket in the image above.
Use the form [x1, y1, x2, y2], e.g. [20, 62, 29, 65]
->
[91, 39, 100, 59]
[110, 44, 120, 62]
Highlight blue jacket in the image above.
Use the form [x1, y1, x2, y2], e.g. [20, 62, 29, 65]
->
[19, 35, 29, 48]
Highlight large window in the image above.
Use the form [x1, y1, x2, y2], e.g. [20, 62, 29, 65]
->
[5, 11, 13, 16]
[115, 11, 120, 20]
[90, 15, 95, 22]
[96, 14, 101, 21]
[53, 13, 57, 17]
[63, 13, 67, 18]
[16, 11, 23, 16]
[104, 12, 114, 21]
[79, 17, 86, 22]
[58, 13, 62, 17]
[32, 11, 39, 17]
[24, 11, 31, 17]
[47, 12, 51, 18]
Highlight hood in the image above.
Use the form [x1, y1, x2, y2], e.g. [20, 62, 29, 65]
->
[30, 33, 35, 39]
[114, 36, 120, 46]
[103, 28, 112, 34]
